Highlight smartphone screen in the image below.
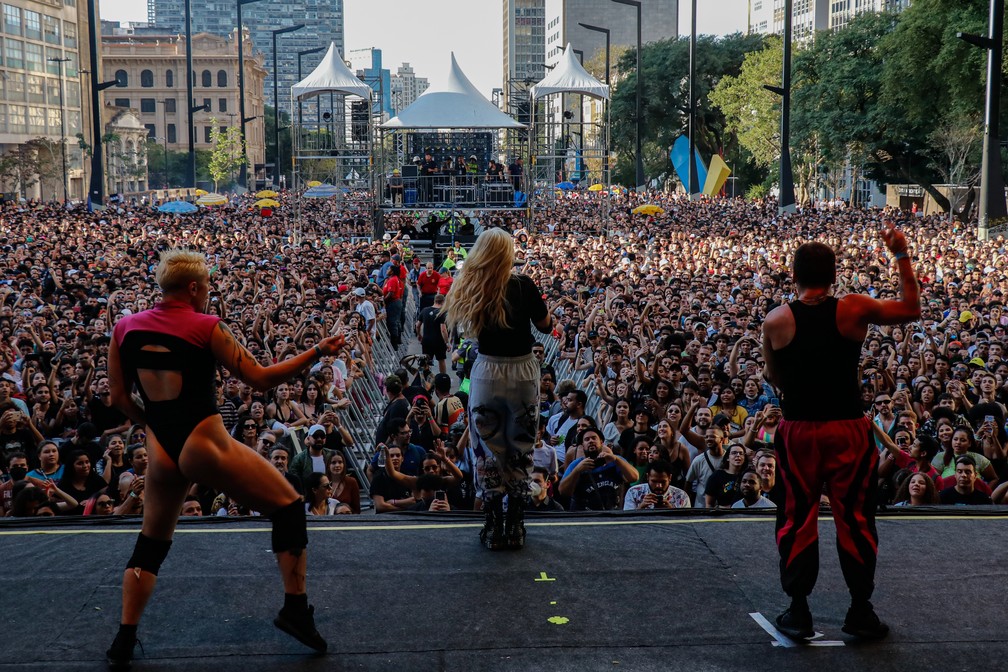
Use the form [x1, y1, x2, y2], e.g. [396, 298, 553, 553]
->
[435, 490, 447, 501]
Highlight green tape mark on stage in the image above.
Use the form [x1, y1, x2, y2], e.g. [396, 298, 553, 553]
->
[548, 616, 570, 625]
[535, 571, 556, 582]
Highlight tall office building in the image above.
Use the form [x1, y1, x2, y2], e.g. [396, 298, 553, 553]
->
[502, 0, 546, 116]
[348, 47, 392, 119]
[390, 62, 429, 114]
[748, 0, 829, 40]
[146, 0, 343, 117]
[829, 0, 911, 30]
[0, 0, 98, 200]
[544, 0, 679, 72]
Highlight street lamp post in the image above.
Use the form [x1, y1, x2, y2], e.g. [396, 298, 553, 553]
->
[612, 0, 644, 191]
[297, 47, 325, 128]
[687, 0, 700, 198]
[48, 56, 70, 202]
[764, 0, 797, 213]
[271, 24, 305, 188]
[579, 22, 611, 186]
[237, 0, 264, 191]
[959, 0, 1007, 240]
[156, 100, 171, 189]
[185, 0, 197, 188]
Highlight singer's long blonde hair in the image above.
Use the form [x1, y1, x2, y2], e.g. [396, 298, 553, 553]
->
[442, 228, 515, 337]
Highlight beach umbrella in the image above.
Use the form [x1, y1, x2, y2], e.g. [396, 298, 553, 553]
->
[556, 181, 575, 190]
[157, 200, 198, 214]
[194, 188, 209, 196]
[253, 198, 280, 209]
[255, 189, 279, 198]
[632, 204, 665, 216]
[588, 183, 605, 192]
[610, 185, 628, 194]
[306, 180, 322, 187]
[196, 192, 228, 206]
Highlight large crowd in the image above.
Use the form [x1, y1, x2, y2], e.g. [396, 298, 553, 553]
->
[2, 189, 1007, 519]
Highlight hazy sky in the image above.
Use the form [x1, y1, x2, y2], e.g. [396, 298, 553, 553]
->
[101, 0, 749, 96]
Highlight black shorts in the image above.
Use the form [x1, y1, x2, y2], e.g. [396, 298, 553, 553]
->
[421, 342, 447, 360]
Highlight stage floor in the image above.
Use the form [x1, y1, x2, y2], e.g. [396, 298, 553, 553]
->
[2, 510, 1006, 671]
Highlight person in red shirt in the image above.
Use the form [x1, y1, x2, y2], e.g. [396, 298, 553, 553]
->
[437, 270, 454, 297]
[383, 266, 405, 349]
[416, 261, 441, 311]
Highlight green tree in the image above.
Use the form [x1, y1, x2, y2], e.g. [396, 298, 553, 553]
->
[609, 32, 764, 188]
[207, 117, 247, 191]
[709, 36, 783, 171]
[871, 0, 1003, 210]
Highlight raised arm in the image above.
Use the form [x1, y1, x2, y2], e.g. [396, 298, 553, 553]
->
[210, 321, 345, 393]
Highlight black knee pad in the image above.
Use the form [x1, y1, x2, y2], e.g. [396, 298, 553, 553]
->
[270, 499, 308, 555]
[126, 533, 172, 576]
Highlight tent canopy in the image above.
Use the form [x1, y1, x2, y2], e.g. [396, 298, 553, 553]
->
[531, 45, 610, 100]
[382, 53, 524, 129]
[292, 42, 373, 101]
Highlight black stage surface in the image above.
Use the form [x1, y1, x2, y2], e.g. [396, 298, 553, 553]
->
[3, 510, 1006, 671]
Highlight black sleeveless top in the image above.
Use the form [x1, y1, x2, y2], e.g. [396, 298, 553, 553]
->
[774, 298, 863, 421]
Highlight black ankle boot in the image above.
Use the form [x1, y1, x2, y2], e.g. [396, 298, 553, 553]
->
[504, 494, 526, 550]
[479, 494, 506, 550]
[106, 627, 140, 671]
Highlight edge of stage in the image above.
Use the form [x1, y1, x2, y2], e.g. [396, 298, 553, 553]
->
[3, 509, 1007, 671]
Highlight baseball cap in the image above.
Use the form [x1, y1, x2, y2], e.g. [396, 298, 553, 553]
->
[959, 310, 975, 323]
[413, 394, 429, 404]
[353, 287, 366, 297]
[308, 424, 326, 437]
[433, 373, 452, 390]
[968, 356, 986, 368]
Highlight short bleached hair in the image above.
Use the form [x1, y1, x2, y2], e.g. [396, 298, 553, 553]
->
[155, 248, 208, 292]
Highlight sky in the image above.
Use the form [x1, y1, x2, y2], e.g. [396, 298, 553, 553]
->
[101, 0, 749, 96]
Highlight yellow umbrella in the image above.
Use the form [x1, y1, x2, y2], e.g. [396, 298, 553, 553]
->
[196, 192, 228, 206]
[194, 188, 209, 196]
[610, 185, 628, 194]
[306, 180, 322, 187]
[588, 183, 605, 192]
[253, 198, 280, 208]
[632, 204, 665, 216]
[255, 189, 279, 198]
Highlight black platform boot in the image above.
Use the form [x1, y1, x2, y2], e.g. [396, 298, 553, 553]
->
[504, 493, 526, 550]
[479, 494, 506, 550]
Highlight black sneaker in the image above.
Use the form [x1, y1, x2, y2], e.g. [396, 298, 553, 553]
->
[106, 633, 141, 671]
[842, 603, 890, 640]
[274, 604, 328, 653]
[775, 606, 814, 640]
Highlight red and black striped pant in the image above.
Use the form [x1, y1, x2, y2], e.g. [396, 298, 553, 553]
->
[774, 417, 879, 602]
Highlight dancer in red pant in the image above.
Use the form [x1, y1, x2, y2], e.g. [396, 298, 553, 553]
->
[762, 222, 919, 640]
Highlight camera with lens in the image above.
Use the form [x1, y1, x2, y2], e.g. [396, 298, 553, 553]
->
[420, 355, 432, 369]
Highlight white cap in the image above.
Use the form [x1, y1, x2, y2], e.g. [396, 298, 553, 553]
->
[353, 287, 366, 297]
[308, 424, 326, 436]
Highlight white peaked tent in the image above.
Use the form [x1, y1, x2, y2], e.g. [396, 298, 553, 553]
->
[382, 53, 524, 129]
[531, 45, 610, 101]
[291, 42, 373, 101]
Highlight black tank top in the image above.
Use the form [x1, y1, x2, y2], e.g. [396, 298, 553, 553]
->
[774, 298, 863, 421]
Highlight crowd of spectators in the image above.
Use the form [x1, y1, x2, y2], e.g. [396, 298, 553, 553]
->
[2, 188, 1007, 519]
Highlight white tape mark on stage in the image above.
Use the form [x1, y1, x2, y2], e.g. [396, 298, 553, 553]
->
[1, 514, 1006, 536]
[750, 612, 845, 647]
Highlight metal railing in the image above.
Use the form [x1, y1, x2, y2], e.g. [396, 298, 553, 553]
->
[337, 290, 416, 508]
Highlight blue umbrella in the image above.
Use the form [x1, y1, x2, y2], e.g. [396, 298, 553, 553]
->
[556, 181, 575, 190]
[157, 200, 198, 214]
[303, 184, 340, 199]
